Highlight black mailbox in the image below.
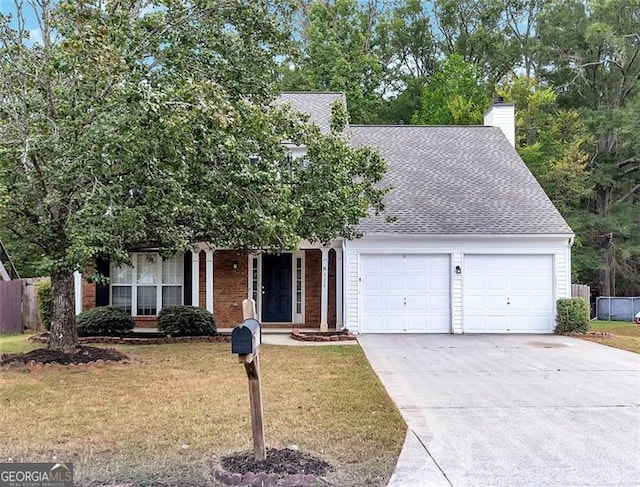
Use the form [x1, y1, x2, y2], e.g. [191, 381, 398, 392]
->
[231, 318, 261, 354]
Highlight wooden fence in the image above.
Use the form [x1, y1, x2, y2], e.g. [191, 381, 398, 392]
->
[571, 284, 591, 304]
[571, 284, 592, 317]
[0, 280, 23, 333]
[22, 277, 44, 330]
[0, 277, 45, 334]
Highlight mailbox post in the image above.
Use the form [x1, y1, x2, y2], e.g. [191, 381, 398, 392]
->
[231, 299, 266, 461]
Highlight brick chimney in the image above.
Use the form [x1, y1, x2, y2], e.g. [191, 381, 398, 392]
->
[484, 96, 515, 147]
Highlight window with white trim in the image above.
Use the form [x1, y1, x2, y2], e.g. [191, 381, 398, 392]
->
[111, 253, 183, 316]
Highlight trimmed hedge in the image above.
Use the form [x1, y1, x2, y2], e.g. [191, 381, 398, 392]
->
[77, 306, 135, 337]
[555, 298, 590, 334]
[157, 306, 216, 336]
[35, 279, 53, 331]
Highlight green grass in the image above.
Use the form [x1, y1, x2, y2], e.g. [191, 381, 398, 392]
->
[0, 337, 406, 486]
[0, 334, 41, 354]
[581, 320, 640, 353]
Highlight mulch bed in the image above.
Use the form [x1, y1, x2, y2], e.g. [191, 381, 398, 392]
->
[212, 448, 331, 486]
[222, 448, 330, 476]
[1, 346, 128, 367]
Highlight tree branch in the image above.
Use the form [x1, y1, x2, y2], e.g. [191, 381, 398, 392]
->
[616, 184, 640, 205]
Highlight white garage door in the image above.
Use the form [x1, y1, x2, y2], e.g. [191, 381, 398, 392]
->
[360, 254, 450, 333]
[464, 254, 554, 333]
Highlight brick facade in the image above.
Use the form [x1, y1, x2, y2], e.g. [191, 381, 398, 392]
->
[213, 250, 248, 327]
[79, 249, 338, 329]
[304, 249, 336, 328]
[82, 280, 95, 312]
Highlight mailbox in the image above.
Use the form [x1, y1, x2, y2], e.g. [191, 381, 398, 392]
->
[232, 318, 261, 355]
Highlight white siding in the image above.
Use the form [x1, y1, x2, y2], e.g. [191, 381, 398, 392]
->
[344, 234, 572, 334]
[451, 251, 463, 334]
[555, 250, 571, 300]
[345, 248, 359, 331]
[484, 104, 516, 147]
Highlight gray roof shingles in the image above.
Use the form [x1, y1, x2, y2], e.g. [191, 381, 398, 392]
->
[349, 125, 573, 235]
[277, 92, 345, 133]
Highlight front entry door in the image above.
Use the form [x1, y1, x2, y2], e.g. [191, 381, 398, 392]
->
[262, 253, 292, 322]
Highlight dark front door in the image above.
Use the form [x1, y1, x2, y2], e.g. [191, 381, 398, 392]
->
[262, 253, 292, 322]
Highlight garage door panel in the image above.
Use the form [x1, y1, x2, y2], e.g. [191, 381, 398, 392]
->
[384, 295, 405, 312]
[361, 272, 382, 292]
[381, 255, 404, 271]
[361, 314, 382, 332]
[464, 255, 554, 333]
[405, 274, 427, 289]
[361, 293, 383, 312]
[360, 254, 450, 333]
[384, 275, 404, 292]
[405, 294, 426, 311]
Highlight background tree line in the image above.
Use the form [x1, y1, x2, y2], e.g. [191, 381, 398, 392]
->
[281, 0, 640, 297]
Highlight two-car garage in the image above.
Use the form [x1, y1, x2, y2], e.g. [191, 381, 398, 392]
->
[356, 251, 558, 334]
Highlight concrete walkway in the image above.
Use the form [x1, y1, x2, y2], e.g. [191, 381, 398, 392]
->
[358, 334, 640, 487]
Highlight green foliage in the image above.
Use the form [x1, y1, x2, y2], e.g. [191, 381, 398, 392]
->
[498, 76, 593, 213]
[281, 0, 383, 123]
[0, 0, 387, 346]
[555, 298, 590, 335]
[157, 306, 216, 336]
[413, 54, 490, 125]
[433, 0, 521, 81]
[76, 307, 135, 337]
[35, 279, 52, 331]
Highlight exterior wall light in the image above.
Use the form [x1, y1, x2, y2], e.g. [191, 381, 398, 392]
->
[455, 265, 462, 275]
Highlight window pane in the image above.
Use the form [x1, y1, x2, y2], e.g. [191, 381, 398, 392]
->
[137, 286, 157, 315]
[295, 257, 303, 314]
[162, 286, 182, 308]
[112, 265, 132, 285]
[112, 286, 132, 314]
[136, 254, 157, 284]
[162, 256, 183, 284]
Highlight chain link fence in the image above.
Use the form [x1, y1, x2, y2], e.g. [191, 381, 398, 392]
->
[596, 297, 640, 321]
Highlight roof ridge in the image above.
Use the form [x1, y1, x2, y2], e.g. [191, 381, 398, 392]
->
[280, 91, 344, 95]
[349, 124, 492, 128]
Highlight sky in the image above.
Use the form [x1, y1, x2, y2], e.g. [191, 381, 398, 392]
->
[0, 0, 43, 45]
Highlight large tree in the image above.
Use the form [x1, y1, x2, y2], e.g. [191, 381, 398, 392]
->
[412, 53, 491, 125]
[538, 0, 640, 295]
[0, 0, 386, 350]
[280, 0, 384, 123]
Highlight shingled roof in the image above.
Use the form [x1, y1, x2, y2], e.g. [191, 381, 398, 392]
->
[277, 92, 345, 133]
[349, 125, 573, 235]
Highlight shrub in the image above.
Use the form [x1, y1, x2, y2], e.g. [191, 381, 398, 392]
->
[35, 279, 53, 331]
[77, 306, 135, 337]
[555, 298, 590, 334]
[157, 306, 216, 336]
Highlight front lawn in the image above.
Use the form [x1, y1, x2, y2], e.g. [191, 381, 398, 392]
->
[0, 338, 405, 486]
[581, 321, 640, 354]
[0, 333, 40, 354]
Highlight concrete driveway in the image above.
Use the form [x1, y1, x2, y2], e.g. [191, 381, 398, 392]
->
[358, 334, 640, 487]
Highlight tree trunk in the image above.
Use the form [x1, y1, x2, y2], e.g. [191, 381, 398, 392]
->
[48, 269, 78, 351]
[596, 187, 615, 297]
